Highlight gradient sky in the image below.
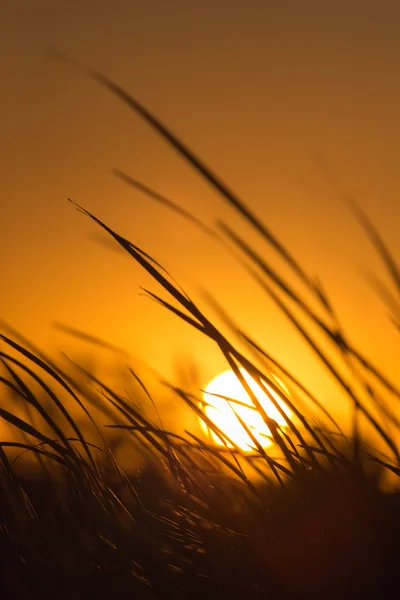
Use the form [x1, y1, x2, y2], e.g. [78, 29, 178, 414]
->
[1, 1, 400, 429]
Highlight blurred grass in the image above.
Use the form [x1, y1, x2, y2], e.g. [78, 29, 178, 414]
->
[1, 56, 400, 598]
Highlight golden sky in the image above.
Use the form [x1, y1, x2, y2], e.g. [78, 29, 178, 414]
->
[1, 1, 400, 431]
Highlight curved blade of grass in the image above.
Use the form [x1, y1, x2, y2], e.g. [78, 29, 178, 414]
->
[67, 359, 171, 459]
[163, 382, 249, 474]
[202, 289, 344, 435]
[183, 431, 260, 493]
[348, 198, 400, 294]
[73, 203, 326, 469]
[220, 348, 302, 473]
[3, 442, 71, 468]
[247, 269, 400, 460]
[53, 322, 130, 356]
[68, 200, 209, 324]
[146, 273, 320, 465]
[141, 288, 205, 334]
[114, 169, 218, 239]
[221, 343, 331, 468]
[218, 221, 345, 344]
[50, 50, 319, 294]
[0, 351, 96, 470]
[0, 356, 77, 457]
[239, 333, 344, 433]
[0, 406, 80, 464]
[229, 400, 295, 484]
[220, 222, 400, 410]
[0, 332, 105, 460]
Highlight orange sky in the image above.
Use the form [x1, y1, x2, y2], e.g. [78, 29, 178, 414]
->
[1, 1, 400, 432]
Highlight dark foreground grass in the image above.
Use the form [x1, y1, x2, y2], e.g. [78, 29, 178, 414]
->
[1, 342, 400, 600]
[2, 57, 400, 598]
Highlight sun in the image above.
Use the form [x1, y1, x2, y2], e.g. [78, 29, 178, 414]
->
[201, 368, 291, 451]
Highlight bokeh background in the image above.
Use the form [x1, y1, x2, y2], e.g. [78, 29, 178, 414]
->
[1, 1, 400, 436]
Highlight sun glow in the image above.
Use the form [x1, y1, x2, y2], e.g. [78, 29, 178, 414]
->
[201, 369, 291, 451]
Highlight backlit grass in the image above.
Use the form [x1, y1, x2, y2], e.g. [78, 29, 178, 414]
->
[1, 56, 400, 598]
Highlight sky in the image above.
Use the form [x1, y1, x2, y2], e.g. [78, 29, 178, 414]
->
[1, 1, 400, 433]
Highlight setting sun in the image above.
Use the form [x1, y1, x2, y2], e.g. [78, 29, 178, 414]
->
[201, 368, 291, 451]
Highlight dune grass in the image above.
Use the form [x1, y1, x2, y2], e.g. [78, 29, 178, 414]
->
[1, 58, 400, 598]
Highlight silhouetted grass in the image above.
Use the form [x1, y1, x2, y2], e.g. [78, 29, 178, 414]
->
[1, 55, 400, 598]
